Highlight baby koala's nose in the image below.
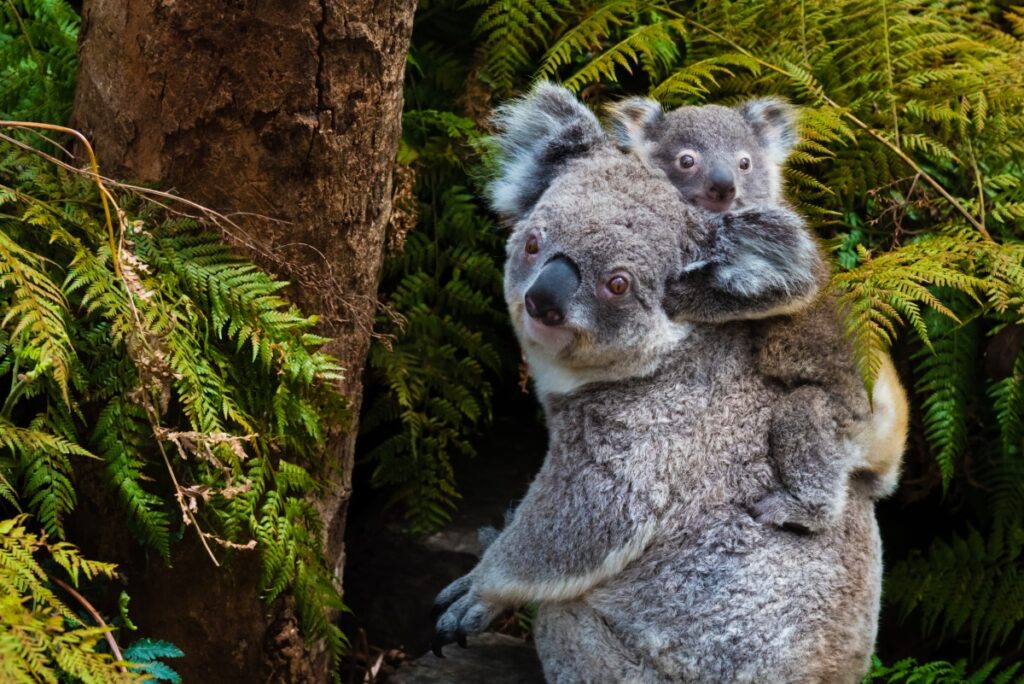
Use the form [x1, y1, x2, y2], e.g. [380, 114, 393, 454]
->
[525, 255, 580, 327]
[706, 164, 737, 202]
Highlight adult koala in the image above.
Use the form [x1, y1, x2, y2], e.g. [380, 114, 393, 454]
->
[432, 84, 881, 683]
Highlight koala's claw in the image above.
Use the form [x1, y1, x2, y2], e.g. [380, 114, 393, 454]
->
[751, 491, 829, 533]
[432, 630, 470, 657]
[430, 634, 447, 658]
[431, 575, 499, 657]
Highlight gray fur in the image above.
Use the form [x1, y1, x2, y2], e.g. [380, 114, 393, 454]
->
[488, 82, 606, 221]
[605, 97, 664, 151]
[432, 86, 883, 682]
[606, 96, 797, 210]
[478, 505, 518, 552]
[664, 207, 880, 531]
[668, 204, 826, 323]
[740, 98, 799, 166]
[607, 90, 904, 512]
[606, 93, 813, 319]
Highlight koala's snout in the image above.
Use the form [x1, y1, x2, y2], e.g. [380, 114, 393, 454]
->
[525, 255, 580, 327]
[706, 162, 737, 203]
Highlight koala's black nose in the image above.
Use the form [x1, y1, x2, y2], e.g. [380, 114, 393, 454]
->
[525, 256, 580, 326]
[706, 163, 736, 202]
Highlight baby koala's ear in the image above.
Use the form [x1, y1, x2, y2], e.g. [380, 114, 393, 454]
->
[738, 98, 798, 163]
[487, 81, 605, 222]
[605, 97, 665, 151]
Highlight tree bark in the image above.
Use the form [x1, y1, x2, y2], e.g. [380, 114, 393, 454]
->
[70, 0, 415, 679]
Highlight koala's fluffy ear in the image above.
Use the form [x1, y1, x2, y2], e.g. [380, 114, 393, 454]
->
[605, 97, 665, 152]
[487, 82, 605, 221]
[738, 98, 798, 163]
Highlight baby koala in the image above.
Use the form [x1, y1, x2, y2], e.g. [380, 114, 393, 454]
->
[607, 96, 819, 323]
[607, 96, 793, 212]
[607, 95, 908, 529]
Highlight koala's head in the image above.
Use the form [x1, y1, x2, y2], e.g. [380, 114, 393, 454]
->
[606, 97, 797, 212]
[489, 83, 704, 398]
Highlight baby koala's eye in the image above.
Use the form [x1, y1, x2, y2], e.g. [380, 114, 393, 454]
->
[678, 154, 696, 169]
[607, 274, 630, 295]
[738, 156, 752, 172]
[525, 234, 540, 256]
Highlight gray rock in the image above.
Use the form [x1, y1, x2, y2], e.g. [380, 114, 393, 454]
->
[421, 524, 486, 556]
[390, 633, 545, 684]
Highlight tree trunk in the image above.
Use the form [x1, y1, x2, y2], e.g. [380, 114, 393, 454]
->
[70, 0, 415, 679]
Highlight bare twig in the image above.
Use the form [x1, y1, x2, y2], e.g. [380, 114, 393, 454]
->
[203, 533, 257, 551]
[51, 576, 128, 672]
[0, 127, 377, 334]
[0, 121, 125, 273]
[966, 133, 986, 229]
[156, 432, 221, 567]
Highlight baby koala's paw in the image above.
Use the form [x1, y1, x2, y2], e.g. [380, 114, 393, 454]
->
[750, 490, 834, 534]
[712, 206, 823, 299]
[430, 573, 502, 657]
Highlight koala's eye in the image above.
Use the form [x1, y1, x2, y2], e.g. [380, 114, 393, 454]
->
[607, 274, 630, 295]
[599, 271, 632, 300]
[525, 234, 540, 256]
[678, 154, 696, 169]
[738, 156, 752, 172]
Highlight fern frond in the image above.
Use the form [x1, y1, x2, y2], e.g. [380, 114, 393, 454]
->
[93, 399, 172, 558]
[888, 524, 1024, 653]
[0, 223, 77, 406]
[122, 638, 184, 683]
[0, 0, 79, 125]
[537, 0, 651, 82]
[868, 655, 1023, 683]
[831, 236, 985, 392]
[563, 19, 683, 92]
[0, 515, 139, 684]
[911, 304, 980, 488]
[468, 0, 573, 95]
[363, 139, 513, 533]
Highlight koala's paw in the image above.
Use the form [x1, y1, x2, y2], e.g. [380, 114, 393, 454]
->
[430, 574, 501, 657]
[715, 206, 821, 297]
[750, 491, 833, 534]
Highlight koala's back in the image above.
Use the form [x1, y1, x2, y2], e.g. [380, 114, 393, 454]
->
[539, 325, 881, 683]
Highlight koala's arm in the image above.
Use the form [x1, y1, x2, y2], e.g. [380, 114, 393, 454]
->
[431, 448, 657, 650]
[665, 205, 827, 324]
[752, 299, 907, 530]
[753, 384, 862, 531]
[473, 459, 656, 603]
